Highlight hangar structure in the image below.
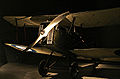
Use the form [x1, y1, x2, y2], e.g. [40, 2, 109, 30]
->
[0, 7, 120, 79]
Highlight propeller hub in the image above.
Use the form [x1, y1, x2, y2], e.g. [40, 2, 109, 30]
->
[40, 30, 45, 35]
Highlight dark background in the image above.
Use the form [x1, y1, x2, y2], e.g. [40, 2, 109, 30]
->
[0, 0, 120, 15]
[0, 1, 120, 78]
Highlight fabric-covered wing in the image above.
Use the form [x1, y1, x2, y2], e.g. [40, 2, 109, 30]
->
[3, 16, 40, 27]
[5, 43, 62, 57]
[66, 7, 120, 28]
[3, 15, 57, 27]
[3, 8, 120, 28]
[71, 48, 120, 61]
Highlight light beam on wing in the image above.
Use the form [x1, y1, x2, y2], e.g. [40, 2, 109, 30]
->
[5, 43, 62, 56]
[5, 43, 36, 52]
[24, 11, 70, 51]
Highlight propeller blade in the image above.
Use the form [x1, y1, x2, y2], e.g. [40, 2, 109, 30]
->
[24, 11, 70, 51]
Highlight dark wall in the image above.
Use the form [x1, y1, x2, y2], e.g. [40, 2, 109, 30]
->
[83, 25, 120, 48]
[0, 17, 16, 66]
[0, 17, 16, 43]
[0, 0, 120, 15]
[0, 44, 7, 66]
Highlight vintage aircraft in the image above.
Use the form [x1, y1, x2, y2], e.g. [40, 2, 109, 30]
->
[3, 7, 120, 78]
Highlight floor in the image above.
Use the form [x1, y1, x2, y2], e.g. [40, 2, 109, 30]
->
[0, 63, 120, 79]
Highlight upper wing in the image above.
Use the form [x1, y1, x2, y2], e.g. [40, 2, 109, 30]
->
[71, 48, 120, 62]
[66, 7, 120, 28]
[3, 15, 58, 27]
[3, 8, 120, 28]
[3, 16, 40, 27]
[5, 43, 62, 57]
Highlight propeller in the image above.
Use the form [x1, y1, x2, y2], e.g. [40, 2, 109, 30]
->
[24, 11, 70, 52]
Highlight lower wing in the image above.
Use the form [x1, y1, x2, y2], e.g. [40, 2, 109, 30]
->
[71, 48, 120, 62]
[5, 43, 62, 57]
[71, 48, 120, 58]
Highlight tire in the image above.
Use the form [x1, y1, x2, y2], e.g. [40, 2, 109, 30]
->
[38, 60, 49, 77]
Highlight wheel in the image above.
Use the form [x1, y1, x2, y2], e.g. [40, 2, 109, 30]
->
[38, 60, 49, 77]
[70, 62, 79, 79]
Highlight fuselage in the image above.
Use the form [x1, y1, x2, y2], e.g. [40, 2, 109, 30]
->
[54, 26, 89, 50]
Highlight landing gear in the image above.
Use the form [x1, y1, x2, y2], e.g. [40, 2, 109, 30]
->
[38, 51, 57, 77]
[38, 60, 49, 77]
[70, 61, 99, 79]
[70, 62, 80, 79]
